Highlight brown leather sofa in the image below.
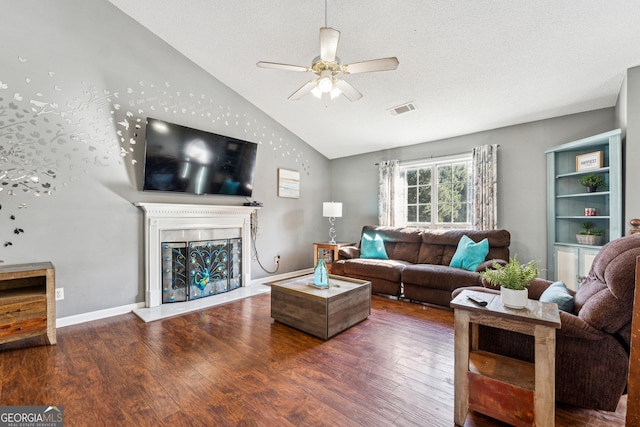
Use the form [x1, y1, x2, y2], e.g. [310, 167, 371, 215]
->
[331, 225, 510, 307]
[453, 233, 640, 411]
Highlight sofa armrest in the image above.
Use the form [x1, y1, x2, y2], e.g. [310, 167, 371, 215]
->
[475, 259, 508, 290]
[338, 246, 360, 260]
[476, 259, 507, 272]
[451, 286, 499, 300]
[479, 277, 556, 297]
[520, 278, 578, 301]
[557, 311, 607, 340]
[525, 278, 555, 300]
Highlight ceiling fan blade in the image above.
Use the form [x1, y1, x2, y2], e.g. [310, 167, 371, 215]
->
[288, 80, 317, 101]
[342, 57, 399, 74]
[334, 79, 363, 102]
[320, 27, 340, 62]
[256, 62, 310, 72]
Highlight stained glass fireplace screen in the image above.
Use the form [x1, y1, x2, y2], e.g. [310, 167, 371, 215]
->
[162, 242, 187, 303]
[228, 238, 242, 291]
[189, 239, 228, 298]
[162, 238, 242, 303]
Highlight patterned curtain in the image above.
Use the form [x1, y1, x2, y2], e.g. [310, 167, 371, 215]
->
[378, 160, 400, 226]
[472, 144, 498, 230]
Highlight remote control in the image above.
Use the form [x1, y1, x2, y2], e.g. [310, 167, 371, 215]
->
[467, 295, 488, 307]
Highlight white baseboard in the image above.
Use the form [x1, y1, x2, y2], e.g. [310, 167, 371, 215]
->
[55, 268, 313, 328]
[56, 302, 145, 328]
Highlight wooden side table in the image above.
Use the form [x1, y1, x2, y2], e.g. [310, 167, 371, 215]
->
[313, 242, 355, 273]
[451, 289, 560, 427]
[0, 262, 56, 346]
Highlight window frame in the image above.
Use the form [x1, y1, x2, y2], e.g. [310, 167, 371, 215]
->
[398, 154, 473, 229]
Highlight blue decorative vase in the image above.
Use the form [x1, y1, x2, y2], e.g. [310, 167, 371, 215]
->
[313, 259, 329, 288]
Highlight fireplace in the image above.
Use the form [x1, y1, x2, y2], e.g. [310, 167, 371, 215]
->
[161, 236, 242, 303]
[134, 203, 258, 309]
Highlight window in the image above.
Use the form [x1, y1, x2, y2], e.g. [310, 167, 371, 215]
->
[400, 155, 472, 228]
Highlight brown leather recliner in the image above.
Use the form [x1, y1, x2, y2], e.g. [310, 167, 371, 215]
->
[459, 233, 640, 411]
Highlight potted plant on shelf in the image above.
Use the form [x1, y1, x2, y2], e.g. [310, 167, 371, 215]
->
[479, 255, 539, 309]
[580, 173, 605, 193]
[576, 221, 604, 246]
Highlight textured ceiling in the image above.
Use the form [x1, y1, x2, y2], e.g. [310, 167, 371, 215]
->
[107, 0, 640, 159]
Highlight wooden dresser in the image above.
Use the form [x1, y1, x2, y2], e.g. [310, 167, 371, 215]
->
[0, 262, 56, 346]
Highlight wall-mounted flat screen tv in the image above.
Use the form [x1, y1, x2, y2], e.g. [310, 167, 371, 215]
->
[142, 118, 258, 197]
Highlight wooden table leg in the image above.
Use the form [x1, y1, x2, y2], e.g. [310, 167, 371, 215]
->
[534, 324, 556, 427]
[470, 322, 479, 351]
[46, 266, 57, 345]
[454, 309, 471, 426]
[313, 244, 319, 267]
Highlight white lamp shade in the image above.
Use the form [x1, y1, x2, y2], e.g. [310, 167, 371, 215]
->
[323, 202, 342, 218]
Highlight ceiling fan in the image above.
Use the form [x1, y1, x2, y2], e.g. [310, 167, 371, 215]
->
[257, 4, 399, 102]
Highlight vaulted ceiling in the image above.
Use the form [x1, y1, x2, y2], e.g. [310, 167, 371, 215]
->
[108, 0, 640, 159]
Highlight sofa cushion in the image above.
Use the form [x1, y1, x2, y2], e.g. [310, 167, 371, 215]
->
[360, 233, 388, 259]
[539, 281, 574, 312]
[361, 225, 422, 263]
[449, 235, 489, 271]
[342, 258, 410, 282]
[416, 229, 510, 265]
[416, 243, 445, 265]
[338, 246, 360, 259]
[402, 264, 482, 292]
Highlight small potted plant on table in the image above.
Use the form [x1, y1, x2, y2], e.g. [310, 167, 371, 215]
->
[576, 221, 604, 246]
[580, 173, 605, 193]
[479, 255, 539, 309]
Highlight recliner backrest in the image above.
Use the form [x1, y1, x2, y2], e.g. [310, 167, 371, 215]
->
[574, 233, 640, 335]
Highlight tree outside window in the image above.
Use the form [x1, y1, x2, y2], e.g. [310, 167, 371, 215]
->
[401, 157, 472, 228]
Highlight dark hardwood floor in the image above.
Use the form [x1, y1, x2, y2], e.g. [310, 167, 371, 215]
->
[0, 293, 627, 426]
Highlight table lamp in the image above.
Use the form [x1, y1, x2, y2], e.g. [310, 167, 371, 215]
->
[323, 202, 342, 244]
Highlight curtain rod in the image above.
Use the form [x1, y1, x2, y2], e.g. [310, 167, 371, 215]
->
[374, 145, 500, 165]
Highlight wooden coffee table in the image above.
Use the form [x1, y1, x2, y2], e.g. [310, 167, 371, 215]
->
[269, 273, 371, 340]
[451, 289, 561, 427]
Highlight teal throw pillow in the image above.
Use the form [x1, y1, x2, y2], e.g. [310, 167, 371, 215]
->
[539, 281, 574, 312]
[360, 234, 388, 259]
[449, 235, 489, 271]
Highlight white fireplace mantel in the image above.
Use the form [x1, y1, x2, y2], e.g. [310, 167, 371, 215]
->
[135, 202, 259, 308]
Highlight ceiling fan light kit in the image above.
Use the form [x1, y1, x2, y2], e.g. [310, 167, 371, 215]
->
[257, 2, 398, 103]
[310, 82, 341, 100]
[317, 70, 334, 93]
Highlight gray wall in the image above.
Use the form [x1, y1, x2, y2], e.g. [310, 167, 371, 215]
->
[616, 66, 640, 226]
[331, 109, 616, 278]
[0, 0, 329, 317]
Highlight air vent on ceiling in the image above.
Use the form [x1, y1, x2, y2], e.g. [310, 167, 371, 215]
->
[388, 102, 416, 116]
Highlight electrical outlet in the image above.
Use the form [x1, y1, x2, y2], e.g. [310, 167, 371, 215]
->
[55, 287, 64, 301]
[274, 255, 280, 265]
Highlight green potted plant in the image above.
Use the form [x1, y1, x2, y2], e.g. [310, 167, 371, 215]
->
[479, 255, 539, 309]
[580, 173, 605, 193]
[576, 221, 604, 246]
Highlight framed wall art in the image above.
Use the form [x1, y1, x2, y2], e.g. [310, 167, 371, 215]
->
[277, 168, 300, 198]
